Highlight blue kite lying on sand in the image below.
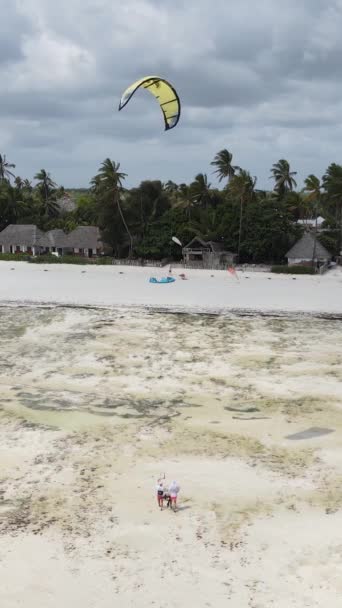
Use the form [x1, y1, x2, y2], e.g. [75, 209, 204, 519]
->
[149, 277, 176, 284]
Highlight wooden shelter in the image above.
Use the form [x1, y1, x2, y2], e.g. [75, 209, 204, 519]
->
[182, 237, 237, 269]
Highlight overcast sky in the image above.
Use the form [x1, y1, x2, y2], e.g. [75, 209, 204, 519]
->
[1, 0, 342, 189]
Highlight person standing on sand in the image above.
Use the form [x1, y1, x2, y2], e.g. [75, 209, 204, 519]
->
[156, 479, 164, 510]
[168, 480, 180, 511]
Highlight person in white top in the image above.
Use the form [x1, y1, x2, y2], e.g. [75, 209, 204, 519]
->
[156, 480, 164, 510]
[168, 480, 180, 511]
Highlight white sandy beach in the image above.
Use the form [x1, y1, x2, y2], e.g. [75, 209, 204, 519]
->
[0, 261, 342, 314]
[0, 263, 341, 607]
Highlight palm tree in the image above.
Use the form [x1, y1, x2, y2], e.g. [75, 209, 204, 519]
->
[0, 154, 16, 183]
[34, 169, 57, 201]
[229, 170, 257, 261]
[163, 180, 178, 207]
[282, 190, 306, 221]
[129, 180, 170, 238]
[190, 173, 212, 209]
[270, 159, 297, 197]
[211, 149, 240, 184]
[34, 169, 59, 218]
[174, 185, 197, 222]
[322, 163, 342, 250]
[94, 159, 133, 257]
[90, 174, 102, 193]
[164, 180, 178, 194]
[23, 179, 33, 192]
[303, 174, 323, 266]
[14, 176, 24, 191]
[0, 183, 26, 224]
[189, 208, 219, 241]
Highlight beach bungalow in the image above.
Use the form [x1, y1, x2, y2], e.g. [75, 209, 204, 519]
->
[0, 224, 45, 255]
[0, 224, 104, 257]
[182, 237, 237, 269]
[65, 226, 103, 258]
[37, 229, 71, 256]
[285, 232, 332, 267]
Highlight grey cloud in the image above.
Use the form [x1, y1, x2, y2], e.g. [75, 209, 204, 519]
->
[1, 0, 342, 188]
[0, 93, 81, 120]
[10, 128, 66, 150]
[0, 4, 34, 65]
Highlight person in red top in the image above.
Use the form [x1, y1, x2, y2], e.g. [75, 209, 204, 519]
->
[168, 480, 180, 512]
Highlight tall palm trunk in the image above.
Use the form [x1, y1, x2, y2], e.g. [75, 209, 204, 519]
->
[237, 197, 243, 262]
[312, 215, 318, 269]
[140, 195, 145, 238]
[44, 181, 49, 204]
[44, 183, 50, 218]
[117, 197, 133, 257]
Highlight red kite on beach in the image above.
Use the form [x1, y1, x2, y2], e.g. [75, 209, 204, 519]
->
[228, 266, 239, 281]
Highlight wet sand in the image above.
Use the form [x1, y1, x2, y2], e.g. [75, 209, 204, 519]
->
[0, 306, 341, 607]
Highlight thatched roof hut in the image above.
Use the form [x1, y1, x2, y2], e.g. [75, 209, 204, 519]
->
[286, 232, 331, 265]
[0, 224, 104, 256]
[0, 224, 44, 248]
[37, 229, 70, 249]
[65, 226, 103, 250]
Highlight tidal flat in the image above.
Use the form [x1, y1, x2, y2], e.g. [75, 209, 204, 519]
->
[0, 306, 341, 607]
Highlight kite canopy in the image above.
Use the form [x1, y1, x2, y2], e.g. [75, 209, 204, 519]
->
[119, 76, 181, 131]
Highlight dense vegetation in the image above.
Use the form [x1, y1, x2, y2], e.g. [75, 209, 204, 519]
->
[0, 151, 341, 263]
[271, 265, 315, 274]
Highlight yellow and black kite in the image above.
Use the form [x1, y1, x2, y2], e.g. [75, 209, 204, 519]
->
[118, 76, 181, 131]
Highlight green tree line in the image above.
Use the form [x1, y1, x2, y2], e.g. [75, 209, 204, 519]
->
[0, 151, 341, 262]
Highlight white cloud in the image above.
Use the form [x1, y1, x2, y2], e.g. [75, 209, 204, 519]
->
[7, 34, 95, 93]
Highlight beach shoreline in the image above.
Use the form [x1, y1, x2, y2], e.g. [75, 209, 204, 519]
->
[1, 261, 342, 316]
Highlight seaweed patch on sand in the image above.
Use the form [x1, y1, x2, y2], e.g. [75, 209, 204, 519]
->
[0, 305, 341, 607]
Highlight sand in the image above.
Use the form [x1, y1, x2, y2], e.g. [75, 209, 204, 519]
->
[0, 264, 342, 607]
[0, 261, 342, 314]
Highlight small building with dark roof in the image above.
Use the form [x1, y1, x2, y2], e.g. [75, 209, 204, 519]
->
[285, 231, 332, 266]
[37, 229, 71, 255]
[182, 237, 237, 269]
[65, 226, 103, 257]
[0, 224, 104, 257]
[0, 224, 45, 255]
